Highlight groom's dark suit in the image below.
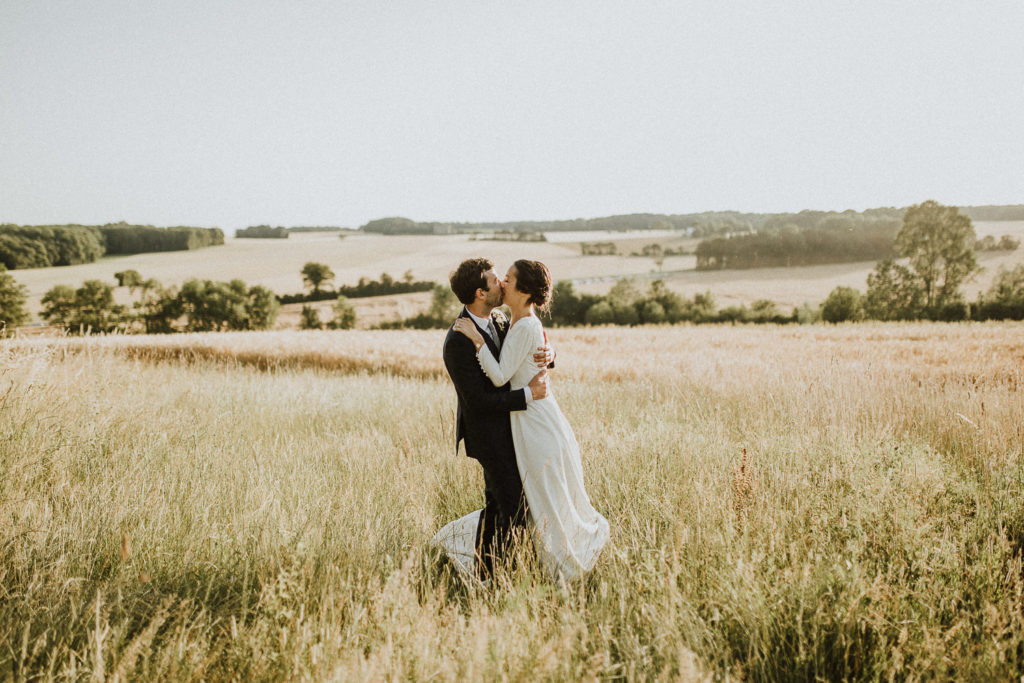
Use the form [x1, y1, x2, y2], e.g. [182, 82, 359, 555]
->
[442, 307, 528, 577]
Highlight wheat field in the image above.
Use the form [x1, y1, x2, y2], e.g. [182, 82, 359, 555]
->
[2, 323, 1023, 680]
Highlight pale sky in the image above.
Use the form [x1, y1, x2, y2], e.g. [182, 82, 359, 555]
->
[2, 1, 1022, 230]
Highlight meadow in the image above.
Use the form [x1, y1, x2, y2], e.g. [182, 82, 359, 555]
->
[2, 322, 1023, 680]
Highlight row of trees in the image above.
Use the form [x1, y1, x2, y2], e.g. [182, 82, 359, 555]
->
[40, 275, 279, 334]
[279, 264, 434, 303]
[0, 223, 223, 269]
[822, 264, 1024, 323]
[376, 202, 1024, 329]
[360, 212, 761, 238]
[236, 225, 289, 238]
[0, 225, 105, 269]
[100, 223, 223, 254]
[695, 215, 901, 270]
[299, 300, 358, 330]
[357, 205, 1024, 239]
[976, 234, 1020, 251]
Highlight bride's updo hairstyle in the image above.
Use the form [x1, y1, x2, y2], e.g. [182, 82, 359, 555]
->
[513, 259, 552, 312]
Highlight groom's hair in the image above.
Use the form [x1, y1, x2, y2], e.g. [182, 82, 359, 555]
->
[449, 257, 494, 305]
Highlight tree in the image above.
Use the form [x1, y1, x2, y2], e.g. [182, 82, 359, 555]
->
[178, 279, 247, 332]
[245, 285, 280, 330]
[329, 296, 357, 329]
[73, 280, 126, 332]
[300, 305, 323, 330]
[584, 301, 615, 325]
[820, 286, 865, 323]
[42, 281, 125, 333]
[549, 281, 600, 326]
[41, 285, 77, 327]
[301, 262, 335, 297]
[691, 291, 717, 322]
[427, 284, 460, 322]
[976, 264, 1024, 320]
[998, 235, 1020, 251]
[114, 269, 144, 288]
[0, 265, 29, 329]
[640, 300, 666, 324]
[895, 200, 978, 312]
[748, 299, 783, 322]
[134, 280, 181, 334]
[607, 278, 641, 308]
[986, 264, 1024, 302]
[864, 259, 924, 321]
[612, 301, 640, 326]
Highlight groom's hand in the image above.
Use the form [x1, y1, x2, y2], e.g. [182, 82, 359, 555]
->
[533, 344, 555, 368]
[528, 369, 549, 401]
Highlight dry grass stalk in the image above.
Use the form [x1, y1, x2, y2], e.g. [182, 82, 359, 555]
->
[731, 448, 756, 529]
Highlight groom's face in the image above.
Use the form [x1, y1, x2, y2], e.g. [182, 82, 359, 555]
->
[482, 268, 504, 307]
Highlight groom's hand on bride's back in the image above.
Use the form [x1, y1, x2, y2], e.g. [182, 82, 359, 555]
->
[528, 369, 549, 401]
[533, 344, 555, 369]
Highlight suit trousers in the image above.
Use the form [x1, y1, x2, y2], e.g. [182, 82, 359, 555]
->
[475, 454, 529, 579]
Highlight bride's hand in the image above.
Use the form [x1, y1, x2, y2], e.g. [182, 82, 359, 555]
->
[453, 318, 485, 350]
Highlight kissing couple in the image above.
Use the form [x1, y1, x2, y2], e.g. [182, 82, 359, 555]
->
[431, 257, 609, 583]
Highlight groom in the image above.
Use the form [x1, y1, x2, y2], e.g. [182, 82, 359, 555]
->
[443, 257, 553, 578]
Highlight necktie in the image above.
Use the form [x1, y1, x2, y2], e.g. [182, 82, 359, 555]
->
[487, 318, 502, 351]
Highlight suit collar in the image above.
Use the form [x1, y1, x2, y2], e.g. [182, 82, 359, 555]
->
[460, 306, 502, 357]
[465, 308, 492, 330]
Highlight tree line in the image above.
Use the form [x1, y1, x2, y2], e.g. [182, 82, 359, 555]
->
[695, 213, 901, 270]
[377, 202, 1024, 329]
[360, 213, 761, 238]
[4, 202, 1022, 333]
[37, 271, 280, 334]
[358, 204, 1024, 239]
[0, 263, 440, 335]
[235, 225, 289, 238]
[0, 223, 223, 269]
[277, 264, 434, 304]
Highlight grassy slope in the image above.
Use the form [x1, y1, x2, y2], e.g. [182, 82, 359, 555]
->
[2, 323, 1023, 679]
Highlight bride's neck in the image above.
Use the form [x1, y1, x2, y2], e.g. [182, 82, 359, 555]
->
[509, 302, 534, 323]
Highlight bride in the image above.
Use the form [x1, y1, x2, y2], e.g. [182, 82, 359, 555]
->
[436, 259, 609, 582]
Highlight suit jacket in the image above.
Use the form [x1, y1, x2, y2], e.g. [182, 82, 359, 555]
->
[442, 307, 525, 464]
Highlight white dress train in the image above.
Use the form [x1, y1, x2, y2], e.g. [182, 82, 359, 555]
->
[432, 316, 609, 581]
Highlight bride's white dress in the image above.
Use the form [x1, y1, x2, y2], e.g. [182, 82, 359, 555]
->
[432, 316, 609, 581]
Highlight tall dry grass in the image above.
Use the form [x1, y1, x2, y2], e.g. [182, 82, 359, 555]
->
[2, 323, 1023, 680]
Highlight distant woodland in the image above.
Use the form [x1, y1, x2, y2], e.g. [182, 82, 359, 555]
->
[0, 223, 224, 269]
[236, 225, 348, 238]
[695, 212, 901, 270]
[694, 206, 1022, 270]
[359, 205, 1024, 237]
[360, 212, 764, 236]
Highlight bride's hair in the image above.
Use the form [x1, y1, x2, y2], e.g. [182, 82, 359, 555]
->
[513, 259, 552, 311]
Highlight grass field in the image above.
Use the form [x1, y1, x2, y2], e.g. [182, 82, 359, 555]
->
[2, 323, 1023, 680]
[11, 221, 1024, 323]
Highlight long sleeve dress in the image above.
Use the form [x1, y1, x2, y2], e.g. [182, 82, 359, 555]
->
[472, 315, 609, 580]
